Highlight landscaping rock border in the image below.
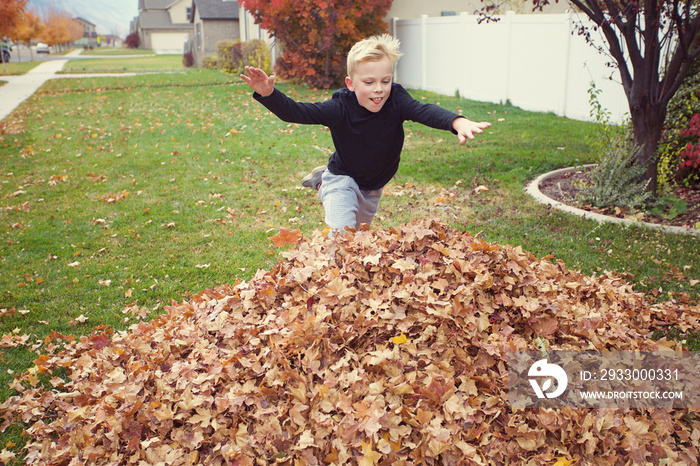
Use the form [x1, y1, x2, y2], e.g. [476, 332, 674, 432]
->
[525, 164, 700, 236]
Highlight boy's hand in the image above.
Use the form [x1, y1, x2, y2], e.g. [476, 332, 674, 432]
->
[453, 118, 491, 145]
[241, 66, 276, 97]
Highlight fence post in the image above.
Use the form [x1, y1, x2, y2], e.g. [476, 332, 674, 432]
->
[392, 17, 400, 83]
[504, 11, 515, 105]
[561, 11, 576, 118]
[421, 14, 428, 90]
[459, 11, 470, 99]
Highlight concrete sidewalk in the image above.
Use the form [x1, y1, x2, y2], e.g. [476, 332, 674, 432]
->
[0, 50, 137, 123]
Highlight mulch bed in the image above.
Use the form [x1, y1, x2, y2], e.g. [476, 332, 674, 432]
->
[539, 168, 700, 230]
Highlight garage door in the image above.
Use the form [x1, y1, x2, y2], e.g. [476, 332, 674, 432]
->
[151, 32, 190, 54]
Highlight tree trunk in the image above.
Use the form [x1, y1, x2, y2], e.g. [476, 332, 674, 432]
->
[629, 100, 667, 194]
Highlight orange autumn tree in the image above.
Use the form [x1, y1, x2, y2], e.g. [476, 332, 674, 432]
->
[41, 7, 82, 50]
[0, 0, 27, 67]
[13, 9, 44, 61]
[0, 0, 27, 38]
[240, 0, 394, 88]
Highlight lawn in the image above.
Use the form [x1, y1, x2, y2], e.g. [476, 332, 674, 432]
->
[79, 48, 156, 56]
[60, 54, 184, 73]
[0, 65, 699, 461]
[0, 61, 42, 76]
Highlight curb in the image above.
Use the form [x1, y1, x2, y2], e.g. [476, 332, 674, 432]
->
[525, 165, 700, 237]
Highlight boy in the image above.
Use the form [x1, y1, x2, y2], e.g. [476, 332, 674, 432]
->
[241, 34, 490, 234]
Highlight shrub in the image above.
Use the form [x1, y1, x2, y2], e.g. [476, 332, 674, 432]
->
[242, 39, 271, 75]
[211, 39, 270, 75]
[182, 52, 194, 68]
[217, 39, 244, 74]
[125, 32, 140, 49]
[577, 134, 653, 210]
[675, 109, 700, 184]
[201, 55, 218, 69]
[578, 83, 653, 210]
[657, 52, 700, 188]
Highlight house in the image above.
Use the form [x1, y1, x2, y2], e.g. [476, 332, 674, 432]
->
[73, 17, 98, 48]
[188, 0, 240, 67]
[102, 35, 124, 48]
[133, 0, 194, 54]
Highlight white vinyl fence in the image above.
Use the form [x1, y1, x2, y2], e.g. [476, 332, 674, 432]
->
[392, 12, 630, 124]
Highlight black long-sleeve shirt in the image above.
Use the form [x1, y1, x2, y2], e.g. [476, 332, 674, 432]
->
[254, 83, 463, 190]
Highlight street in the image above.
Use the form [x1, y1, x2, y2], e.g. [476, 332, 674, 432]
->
[3, 43, 82, 63]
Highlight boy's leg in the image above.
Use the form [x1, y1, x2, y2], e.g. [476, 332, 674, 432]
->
[318, 171, 360, 232]
[318, 171, 383, 233]
[356, 188, 383, 227]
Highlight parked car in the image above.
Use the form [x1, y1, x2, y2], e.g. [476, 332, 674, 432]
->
[1, 41, 10, 62]
[36, 43, 50, 54]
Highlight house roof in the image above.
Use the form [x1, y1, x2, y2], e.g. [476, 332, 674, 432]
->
[142, 0, 177, 10]
[74, 17, 96, 26]
[192, 0, 239, 20]
[139, 10, 193, 30]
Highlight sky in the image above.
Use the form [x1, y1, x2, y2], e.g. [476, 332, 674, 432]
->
[27, 0, 139, 38]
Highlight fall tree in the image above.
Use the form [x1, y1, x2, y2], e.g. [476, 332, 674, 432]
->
[483, 0, 700, 194]
[0, 0, 28, 67]
[239, 0, 394, 88]
[12, 8, 44, 62]
[41, 7, 82, 50]
[0, 0, 27, 39]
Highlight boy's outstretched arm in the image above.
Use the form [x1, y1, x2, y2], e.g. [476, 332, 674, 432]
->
[452, 117, 491, 145]
[240, 66, 275, 97]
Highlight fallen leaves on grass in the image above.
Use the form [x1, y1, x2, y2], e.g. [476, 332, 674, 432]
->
[100, 191, 129, 203]
[0, 331, 31, 348]
[0, 308, 17, 318]
[269, 226, 302, 247]
[3, 202, 30, 212]
[0, 448, 16, 463]
[68, 314, 89, 326]
[1, 220, 699, 465]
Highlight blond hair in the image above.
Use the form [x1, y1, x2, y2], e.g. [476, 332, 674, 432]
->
[346, 34, 402, 77]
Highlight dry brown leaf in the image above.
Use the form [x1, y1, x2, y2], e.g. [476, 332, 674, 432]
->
[269, 226, 302, 247]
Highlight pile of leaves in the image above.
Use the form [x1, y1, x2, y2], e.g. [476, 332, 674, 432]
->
[2, 221, 699, 465]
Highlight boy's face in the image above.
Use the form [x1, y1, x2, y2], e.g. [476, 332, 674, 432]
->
[345, 56, 393, 113]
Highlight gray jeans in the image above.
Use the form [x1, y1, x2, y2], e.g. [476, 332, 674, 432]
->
[318, 170, 383, 232]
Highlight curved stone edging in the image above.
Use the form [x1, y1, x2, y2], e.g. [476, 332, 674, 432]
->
[525, 165, 700, 237]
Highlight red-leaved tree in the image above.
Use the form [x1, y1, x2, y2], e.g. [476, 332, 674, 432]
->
[239, 0, 394, 88]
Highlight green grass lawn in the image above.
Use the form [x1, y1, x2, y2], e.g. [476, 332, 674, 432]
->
[0, 66, 699, 460]
[61, 54, 184, 73]
[79, 48, 156, 56]
[0, 61, 42, 76]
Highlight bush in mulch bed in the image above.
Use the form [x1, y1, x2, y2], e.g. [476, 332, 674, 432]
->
[2, 221, 699, 465]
